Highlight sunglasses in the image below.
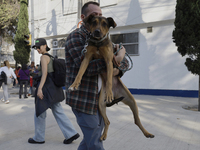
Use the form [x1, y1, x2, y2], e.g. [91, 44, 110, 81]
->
[34, 46, 40, 50]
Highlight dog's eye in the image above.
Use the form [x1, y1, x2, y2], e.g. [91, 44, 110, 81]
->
[92, 21, 97, 26]
[102, 22, 107, 27]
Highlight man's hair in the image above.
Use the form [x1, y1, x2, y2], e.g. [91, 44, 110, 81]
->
[81, 1, 99, 16]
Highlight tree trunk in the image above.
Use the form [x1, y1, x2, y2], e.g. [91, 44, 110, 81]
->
[199, 75, 200, 111]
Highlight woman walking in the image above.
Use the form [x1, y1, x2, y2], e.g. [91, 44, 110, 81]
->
[28, 38, 79, 144]
[0, 60, 18, 104]
[18, 64, 30, 99]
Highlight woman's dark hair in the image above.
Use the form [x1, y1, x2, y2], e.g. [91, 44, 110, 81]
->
[81, 1, 99, 16]
[22, 64, 27, 70]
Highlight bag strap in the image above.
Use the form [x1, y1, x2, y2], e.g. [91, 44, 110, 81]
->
[22, 70, 29, 77]
[43, 53, 54, 59]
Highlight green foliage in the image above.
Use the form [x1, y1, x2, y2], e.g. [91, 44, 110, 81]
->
[14, 0, 30, 65]
[0, 0, 20, 43]
[173, 0, 200, 75]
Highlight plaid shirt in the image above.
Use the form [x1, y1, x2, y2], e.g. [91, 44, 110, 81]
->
[65, 25, 129, 115]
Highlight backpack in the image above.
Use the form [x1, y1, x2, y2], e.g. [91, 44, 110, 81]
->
[43, 53, 66, 87]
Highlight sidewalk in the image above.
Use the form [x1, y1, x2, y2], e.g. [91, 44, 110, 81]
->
[0, 86, 199, 150]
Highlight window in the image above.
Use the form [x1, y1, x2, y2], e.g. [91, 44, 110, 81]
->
[110, 32, 139, 55]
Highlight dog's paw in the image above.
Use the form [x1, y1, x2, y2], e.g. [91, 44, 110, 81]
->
[145, 133, 155, 138]
[68, 82, 80, 91]
[100, 134, 107, 141]
[105, 91, 113, 103]
[68, 86, 75, 91]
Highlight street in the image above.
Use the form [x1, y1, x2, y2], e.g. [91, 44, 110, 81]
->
[0, 86, 200, 150]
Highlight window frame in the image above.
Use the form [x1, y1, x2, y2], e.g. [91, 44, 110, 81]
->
[110, 32, 139, 56]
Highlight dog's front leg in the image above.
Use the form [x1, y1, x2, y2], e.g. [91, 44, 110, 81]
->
[68, 49, 93, 91]
[104, 52, 114, 103]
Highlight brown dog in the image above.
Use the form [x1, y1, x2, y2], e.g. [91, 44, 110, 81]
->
[69, 14, 154, 140]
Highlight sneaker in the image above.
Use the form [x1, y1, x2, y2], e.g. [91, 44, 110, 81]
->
[5, 100, 9, 104]
[1, 98, 5, 102]
[28, 138, 45, 144]
[63, 133, 80, 144]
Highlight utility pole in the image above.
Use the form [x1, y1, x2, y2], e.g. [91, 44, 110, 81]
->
[31, 0, 34, 62]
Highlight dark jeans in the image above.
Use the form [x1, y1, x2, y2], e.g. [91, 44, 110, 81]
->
[19, 80, 28, 97]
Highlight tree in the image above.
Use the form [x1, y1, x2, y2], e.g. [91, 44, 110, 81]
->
[14, 0, 30, 65]
[0, 0, 20, 43]
[173, 0, 200, 111]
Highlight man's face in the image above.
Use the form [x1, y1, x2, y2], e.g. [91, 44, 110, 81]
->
[81, 4, 102, 20]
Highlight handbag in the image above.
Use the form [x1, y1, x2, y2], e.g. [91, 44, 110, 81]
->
[0, 75, 3, 81]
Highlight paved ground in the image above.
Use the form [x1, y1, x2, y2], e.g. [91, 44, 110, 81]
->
[0, 86, 200, 150]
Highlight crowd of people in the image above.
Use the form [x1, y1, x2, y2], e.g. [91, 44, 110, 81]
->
[0, 60, 39, 103]
[0, 1, 129, 150]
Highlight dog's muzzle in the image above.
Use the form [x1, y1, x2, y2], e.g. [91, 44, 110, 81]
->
[93, 29, 101, 38]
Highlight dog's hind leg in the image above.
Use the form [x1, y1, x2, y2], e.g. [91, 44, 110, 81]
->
[117, 78, 155, 138]
[98, 81, 110, 141]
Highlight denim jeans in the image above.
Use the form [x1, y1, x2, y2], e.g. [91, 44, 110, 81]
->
[33, 102, 77, 142]
[72, 108, 105, 150]
[2, 83, 8, 100]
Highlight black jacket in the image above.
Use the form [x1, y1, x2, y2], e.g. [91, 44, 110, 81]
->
[35, 73, 65, 117]
[0, 71, 7, 87]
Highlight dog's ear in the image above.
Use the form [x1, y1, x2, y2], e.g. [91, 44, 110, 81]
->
[83, 14, 95, 24]
[107, 17, 117, 28]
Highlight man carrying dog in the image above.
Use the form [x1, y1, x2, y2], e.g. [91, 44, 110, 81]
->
[65, 1, 128, 150]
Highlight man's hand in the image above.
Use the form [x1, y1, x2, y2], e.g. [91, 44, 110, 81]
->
[113, 68, 120, 76]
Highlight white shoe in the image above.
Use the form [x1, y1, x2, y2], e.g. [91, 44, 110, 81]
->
[1, 98, 5, 102]
[5, 100, 9, 104]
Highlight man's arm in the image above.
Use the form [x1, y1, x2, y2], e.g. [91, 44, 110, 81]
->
[113, 44, 129, 78]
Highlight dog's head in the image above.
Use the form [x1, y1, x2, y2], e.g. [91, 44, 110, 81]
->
[83, 14, 117, 40]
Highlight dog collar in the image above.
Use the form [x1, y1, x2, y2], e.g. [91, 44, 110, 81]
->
[89, 32, 109, 44]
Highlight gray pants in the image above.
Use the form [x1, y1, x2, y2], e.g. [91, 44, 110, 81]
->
[19, 80, 28, 97]
[2, 83, 8, 101]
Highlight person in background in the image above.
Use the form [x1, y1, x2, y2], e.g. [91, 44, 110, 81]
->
[0, 60, 18, 104]
[28, 61, 36, 73]
[65, 1, 128, 149]
[13, 66, 21, 87]
[28, 62, 35, 96]
[28, 65, 39, 97]
[18, 64, 30, 99]
[28, 76, 33, 96]
[34, 64, 39, 74]
[28, 38, 79, 144]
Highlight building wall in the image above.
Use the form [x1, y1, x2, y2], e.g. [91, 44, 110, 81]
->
[29, 0, 198, 97]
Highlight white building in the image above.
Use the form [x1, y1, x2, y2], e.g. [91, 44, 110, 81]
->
[28, 0, 198, 97]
